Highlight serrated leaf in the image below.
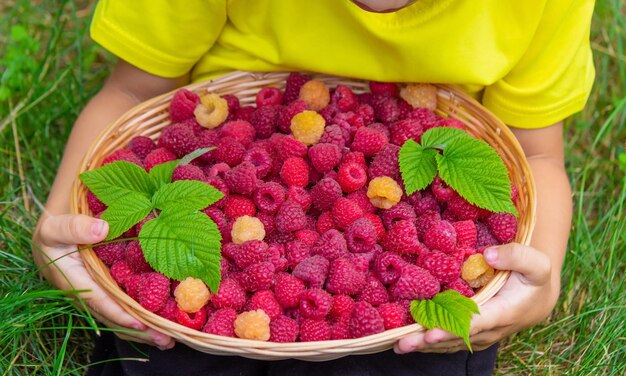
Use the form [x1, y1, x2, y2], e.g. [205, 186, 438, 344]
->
[178, 147, 214, 166]
[80, 161, 154, 206]
[139, 209, 222, 292]
[152, 180, 224, 211]
[399, 140, 438, 195]
[410, 290, 480, 351]
[421, 127, 469, 149]
[148, 160, 178, 188]
[100, 193, 153, 240]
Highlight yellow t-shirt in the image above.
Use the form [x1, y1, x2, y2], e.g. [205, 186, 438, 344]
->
[90, 0, 595, 128]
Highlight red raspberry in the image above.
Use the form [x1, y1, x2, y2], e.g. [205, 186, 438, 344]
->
[275, 200, 307, 233]
[357, 275, 389, 306]
[409, 107, 439, 131]
[484, 213, 518, 243]
[223, 94, 240, 117]
[389, 265, 440, 300]
[224, 161, 257, 195]
[476, 222, 498, 248]
[169, 89, 199, 122]
[415, 211, 441, 241]
[219, 120, 256, 147]
[286, 186, 312, 212]
[418, 250, 462, 284]
[368, 144, 400, 180]
[157, 123, 198, 158]
[412, 192, 440, 217]
[430, 176, 456, 202]
[294, 229, 320, 247]
[234, 106, 255, 122]
[176, 306, 207, 330]
[110, 260, 133, 288]
[280, 157, 309, 187]
[372, 95, 401, 123]
[211, 278, 246, 310]
[124, 274, 146, 301]
[377, 302, 407, 330]
[367, 122, 390, 138]
[172, 164, 205, 182]
[292, 255, 330, 289]
[277, 99, 307, 133]
[315, 211, 336, 235]
[270, 315, 299, 342]
[242, 148, 273, 179]
[300, 288, 332, 320]
[126, 136, 156, 161]
[283, 72, 311, 104]
[337, 161, 368, 193]
[248, 290, 282, 319]
[369, 81, 399, 96]
[344, 218, 377, 253]
[444, 278, 476, 298]
[272, 134, 308, 160]
[250, 105, 280, 139]
[102, 149, 143, 167]
[256, 87, 283, 107]
[93, 241, 127, 267]
[203, 206, 228, 234]
[326, 257, 367, 295]
[389, 118, 423, 146]
[319, 124, 347, 148]
[381, 220, 422, 255]
[310, 229, 349, 261]
[203, 308, 237, 336]
[330, 295, 355, 320]
[311, 177, 342, 210]
[453, 220, 477, 249]
[331, 317, 351, 340]
[223, 194, 256, 219]
[234, 240, 269, 269]
[156, 298, 178, 322]
[329, 84, 358, 112]
[87, 190, 106, 214]
[330, 197, 364, 231]
[141, 148, 175, 172]
[347, 189, 376, 214]
[242, 261, 275, 292]
[273, 272, 305, 308]
[423, 220, 457, 253]
[300, 319, 331, 342]
[266, 231, 295, 245]
[137, 272, 170, 312]
[308, 143, 341, 174]
[381, 201, 416, 230]
[447, 195, 486, 221]
[349, 301, 385, 338]
[212, 137, 246, 167]
[285, 240, 311, 268]
[253, 182, 285, 214]
[351, 127, 388, 157]
[125, 240, 152, 273]
[364, 213, 385, 242]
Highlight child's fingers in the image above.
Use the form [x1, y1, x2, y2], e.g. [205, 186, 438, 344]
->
[39, 214, 108, 247]
[483, 244, 551, 285]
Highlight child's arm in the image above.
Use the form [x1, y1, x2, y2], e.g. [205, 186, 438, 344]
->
[32, 60, 189, 350]
[394, 122, 571, 353]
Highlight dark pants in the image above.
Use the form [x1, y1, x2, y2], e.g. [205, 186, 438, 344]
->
[88, 331, 498, 376]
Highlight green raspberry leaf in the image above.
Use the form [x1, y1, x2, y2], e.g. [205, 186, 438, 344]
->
[80, 161, 154, 206]
[178, 147, 214, 166]
[410, 290, 480, 351]
[100, 192, 153, 240]
[399, 140, 438, 195]
[148, 160, 178, 188]
[139, 209, 222, 293]
[152, 180, 224, 211]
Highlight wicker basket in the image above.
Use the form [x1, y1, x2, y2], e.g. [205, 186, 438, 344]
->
[70, 71, 536, 361]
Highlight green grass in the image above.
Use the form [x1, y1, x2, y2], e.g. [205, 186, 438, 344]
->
[1, 0, 625, 375]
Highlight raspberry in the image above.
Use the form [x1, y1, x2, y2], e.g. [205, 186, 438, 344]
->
[176, 305, 208, 329]
[311, 177, 342, 211]
[277, 99, 308, 133]
[285, 240, 311, 269]
[172, 164, 206, 182]
[484, 212, 518, 243]
[253, 182, 285, 214]
[364, 213, 385, 241]
[102, 149, 143, 167]
[294, 229, 320, 247]
[369, 144, 400, 180]
[234, 240, 269, 269]
[331, 197, 364, 231]
[93, 241, 127, 267]
[446, 194, 485, 221]
[300, 288, 332, 320]
[270, 315, 299, 342]
[330, 85, 358, 112]
[234, 310, 271, 341]
[250, 105, 280, 139]
[476, 222, 499, 248]
[331, 317, 351, 340]
[272, 134, 308, 160]
[299, 80, 330, 111]
[319, 124, 347, 148]
[169, 89, 200, 122]
[248, 290, 282, 319]
[231, 215, 266, 244]
[137, 272, 170, 313]
[158, 123, 198, 158]
[110, 260, 133, 288]
[126, 136, 156, 161]
[87, 190, 106, 214]
[369, 81, 399, 96]
[381, 202, 416, 230]
[389, 265, 440, 300]
[257, 211, 276, 236]
[326, 257, 367, 295]
[280, 157, 309, 187]
[418, 250, 462, 284]
[349, 301, 385, 338]
[351, 127, 388, 157]
[409, 107, 439, 132]
[283, 72, 311, 104]
[223, 162, 256, 195]
[315, 211, 336, 235]
[213, 137, 246, 167]
[400, 83, 438, 111]
[299, 319, 331, 341]
[453, 220, 477, 249]
[310, 229, 349, 261]
[256, 87, 283, 107]
[377, 303, 407, 330]
[293, 255, 330, 288]
[223, 94, 240, 115]
[381, 220, 421, 255]
[266, 231, 295, 245]
[242, 261, 275, 291]
[423, 220, 457, 253]
[372, 95, 401, 123]
[286, 186, 312, 211]
[275, 200, 307, 233]
[195, 93, 229, 129]
[125, 240, 152, 273]
[430, 176, 455, 202]
[367, 176, 402, 209]
[219, 120, 256, 147]
[143, 147, 177, 172]
[174, 277, 210, 313]
[268, 243, 288, 271]
[124, 274, 146, 301]
[461, 254, 495, 288]
[180, 117, 205, 136]
[243, 147, 273, 178]
[234, 106, 255, 122]
[308, 143, 341, 174]
[273, 272, 306, 308]
[156, 298, 178, 322]
[510, 182, 519, 202]
[290, 110, 326, 145]
[337, 161, 368, 193]
[224, 195, 256, 220]
[203, 308, 237, 337]
[444, 278, 475, 298]
[368, 122, 390, 138]
[357, 275, 389, 306]
[437, 116, 466, 130]
[389, 118, 424, 146]
[210, 278, 245, 312]
[345, 218, 377, 253]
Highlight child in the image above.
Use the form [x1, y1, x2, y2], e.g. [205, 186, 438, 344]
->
[32, 0, 595, 374]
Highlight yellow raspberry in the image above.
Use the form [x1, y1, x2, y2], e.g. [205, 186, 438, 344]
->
[174, 277, 211, 313]
[290, 110, 326, 145]
[400, 83, 438, 111]
[194, 93, 228, 129]
[234, 309, 271, 341]
[461, 254, 495, 288]
[231, 215, 266, 244]
[298, 79, 330, 111]
[367, 176, 403, 209]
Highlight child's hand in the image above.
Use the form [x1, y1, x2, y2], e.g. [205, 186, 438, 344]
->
[32, 213, 175, 350]
[393, 243, 557, 354]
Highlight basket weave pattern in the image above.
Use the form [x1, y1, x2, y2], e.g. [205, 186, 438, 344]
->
[70, 71, 536, 361]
